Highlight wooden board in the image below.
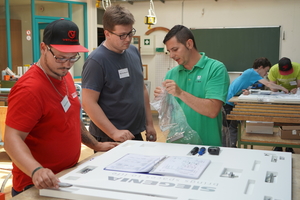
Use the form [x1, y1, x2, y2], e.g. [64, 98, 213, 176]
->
[227, 102, 300, 123]
[0, 106, 7, 142]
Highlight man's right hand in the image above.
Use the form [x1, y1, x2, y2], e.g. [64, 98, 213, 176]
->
[242, 89, 250, 95]
[154, 86, 163, 98]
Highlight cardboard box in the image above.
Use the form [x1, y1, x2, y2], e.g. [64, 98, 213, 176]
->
[279, 126, 300, 140]
[246, 121, 274, 134]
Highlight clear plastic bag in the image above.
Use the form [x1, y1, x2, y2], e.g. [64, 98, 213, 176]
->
[151, 89, 202, 145]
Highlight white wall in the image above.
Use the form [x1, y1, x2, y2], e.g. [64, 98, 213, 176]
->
[105, 0, 300, 104]
[10, 0, 296, 103]
[7, 0, 300, 88]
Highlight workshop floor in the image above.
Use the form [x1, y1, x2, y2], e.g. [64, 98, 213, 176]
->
[0, 113, 299, 199]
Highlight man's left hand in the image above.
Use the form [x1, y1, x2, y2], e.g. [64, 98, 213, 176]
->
[94, 142, 119, 152]
[163, 79, 182, 97]
[145, 126, 157, 142]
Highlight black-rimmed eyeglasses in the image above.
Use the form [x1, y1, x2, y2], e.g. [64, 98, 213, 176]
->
[107, 28, 136, 40]
[47, 46, 81, 63]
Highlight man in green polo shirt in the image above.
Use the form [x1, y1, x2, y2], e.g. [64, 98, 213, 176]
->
[154, 25, 230, 146]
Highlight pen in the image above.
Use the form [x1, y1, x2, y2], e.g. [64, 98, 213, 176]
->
[198, 147, 206, 156]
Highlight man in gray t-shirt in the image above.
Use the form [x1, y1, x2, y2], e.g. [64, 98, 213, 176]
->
[81, 5, 156, 144]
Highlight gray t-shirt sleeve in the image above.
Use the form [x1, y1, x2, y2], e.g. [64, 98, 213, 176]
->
[82, 57, 105, 92]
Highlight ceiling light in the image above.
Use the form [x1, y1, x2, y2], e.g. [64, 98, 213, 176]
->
[96, 0, 111, 10]
[144, 0, 157, 29]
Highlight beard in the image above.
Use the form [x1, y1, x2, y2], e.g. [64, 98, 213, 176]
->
[44, 55, 69, 78]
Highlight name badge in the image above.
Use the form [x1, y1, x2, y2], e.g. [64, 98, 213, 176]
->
[61, 95, 71, 112]
[290, 81, 297, 86]
[71, 92, 78, 98]
[118, 68, 130, 79]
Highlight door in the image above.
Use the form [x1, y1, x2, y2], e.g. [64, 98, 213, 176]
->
[33, 18, 65, 62]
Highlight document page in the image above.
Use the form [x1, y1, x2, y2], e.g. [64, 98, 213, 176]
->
[104, 153, 166, 173]
[150, 156, 211, 179]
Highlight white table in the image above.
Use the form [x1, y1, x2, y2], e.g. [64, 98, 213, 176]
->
[37, 140, 292, 200]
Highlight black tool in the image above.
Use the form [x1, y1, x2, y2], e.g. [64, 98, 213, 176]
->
[188, 147, 199, 155]
[208, 147, 220, 155]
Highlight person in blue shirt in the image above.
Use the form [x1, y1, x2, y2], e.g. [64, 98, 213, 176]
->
[223, 57, 288, 147]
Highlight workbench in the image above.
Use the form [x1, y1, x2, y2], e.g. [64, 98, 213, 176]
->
[10, 140, 295, 200]
[227, 96, 300, 149]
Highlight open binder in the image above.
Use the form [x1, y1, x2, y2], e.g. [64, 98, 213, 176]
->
[104, 153, 210, 179]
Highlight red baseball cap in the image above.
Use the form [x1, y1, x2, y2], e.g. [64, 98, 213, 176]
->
[43, 19, 89, 53]
[278, 57, 293, 75]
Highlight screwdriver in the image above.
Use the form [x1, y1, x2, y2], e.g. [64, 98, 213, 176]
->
[198, 147, 206, 156]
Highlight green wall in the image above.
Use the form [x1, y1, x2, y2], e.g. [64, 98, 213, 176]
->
[191, 27, 280, 71]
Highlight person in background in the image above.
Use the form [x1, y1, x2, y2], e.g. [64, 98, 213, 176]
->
[154, 25, 230, 146]
[223, 57, 288, 147]
[81, 5, 156, 143]
[4, 19, 118, 197]
[268, 57, 300, 94]
[268, 57, 300, 153]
